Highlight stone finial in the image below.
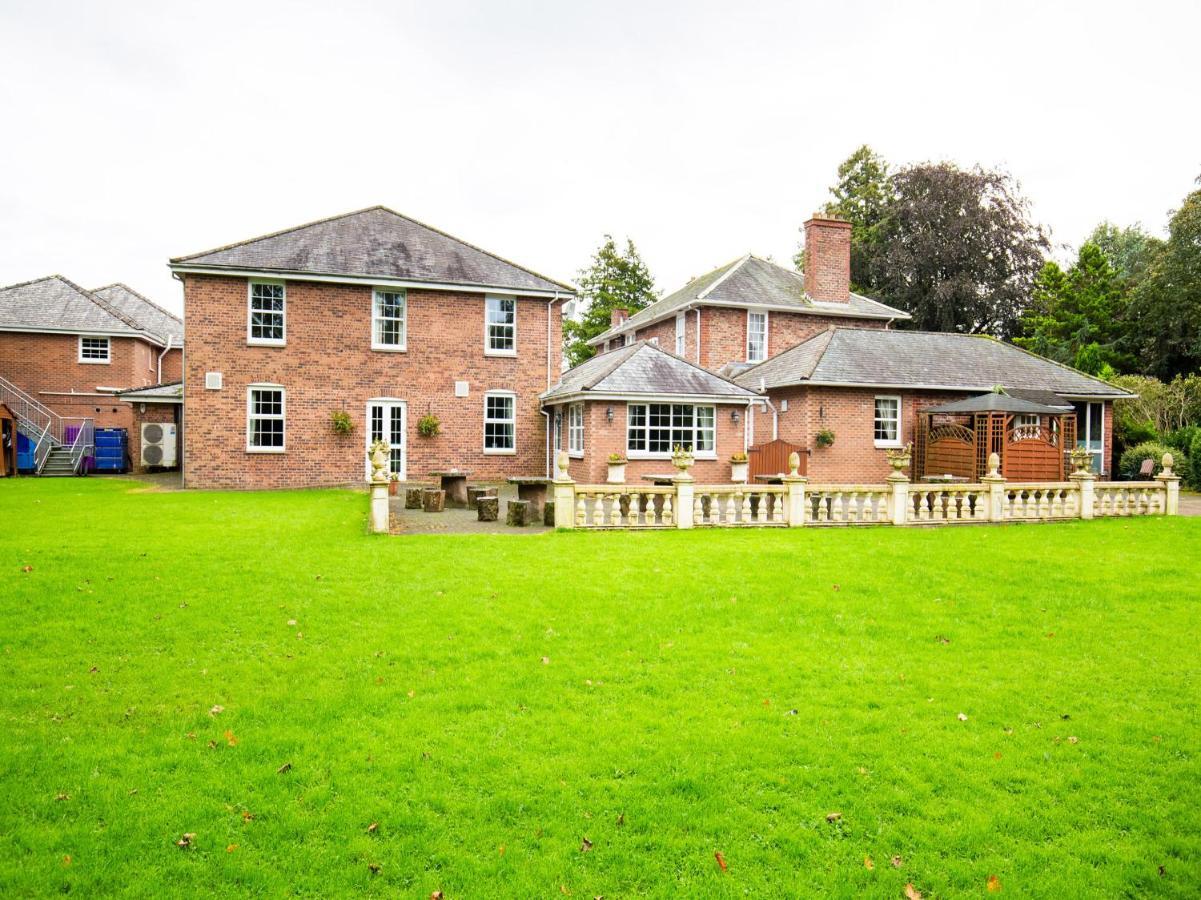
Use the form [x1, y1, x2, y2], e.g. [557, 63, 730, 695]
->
[788, 451, 800, 476]
[368, 439, 389, 483]
[1162, 452, 1175, 477]
[555, 450, 571, 480]
[987, 452, 1000, 478]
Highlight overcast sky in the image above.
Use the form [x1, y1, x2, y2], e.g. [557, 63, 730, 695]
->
[1, 0, 1198, 316]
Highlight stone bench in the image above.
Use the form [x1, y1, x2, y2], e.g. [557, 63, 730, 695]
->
[477, 495, 499, 522]
[506, 499, 530, 527]
[467, 486, 493, 509]
[422, 488, 446, 513]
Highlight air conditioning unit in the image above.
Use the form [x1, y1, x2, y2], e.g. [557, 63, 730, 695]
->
[141, 423, 177, 467]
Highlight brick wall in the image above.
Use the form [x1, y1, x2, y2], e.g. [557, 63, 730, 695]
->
[550, 398, 747, 484]
[0, 331, 164, 432]
[181, 274, 563, 490]
[634, 309, 885, 370]
[160, 348, 183, 383]
[127, 402, 180, 471]
[803, 218, 852, 303]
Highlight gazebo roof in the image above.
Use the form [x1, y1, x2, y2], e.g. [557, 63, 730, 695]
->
[925, 391, 1068, 415]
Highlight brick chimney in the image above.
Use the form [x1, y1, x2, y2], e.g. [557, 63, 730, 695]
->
[610, 307, 629, 328]
[803, 216, 852, 303]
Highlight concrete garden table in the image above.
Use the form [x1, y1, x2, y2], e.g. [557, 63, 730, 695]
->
[428, 470, 471, 508]
[507, 476, 552, 520]
[640, 473, 678, 486]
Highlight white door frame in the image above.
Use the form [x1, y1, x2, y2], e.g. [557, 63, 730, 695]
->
[365, 399, 407, 480]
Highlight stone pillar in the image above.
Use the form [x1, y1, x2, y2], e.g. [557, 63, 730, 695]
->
[552, 451, 576, 529]
[369, 480, 390, 533]
[1070, 470, 1095, 520]
[888, 472, 909, 526]
[783, 451, 808, 527]
[1157, 452, 1181, 516]
[982, 451, 1006, 522]
[673, 470, 695, 529]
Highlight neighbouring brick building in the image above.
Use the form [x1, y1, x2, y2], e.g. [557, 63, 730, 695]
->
[168, 206, 573, 490]
[0, 276, 182, 436]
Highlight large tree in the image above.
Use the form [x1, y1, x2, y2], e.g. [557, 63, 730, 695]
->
[1085, 221, 1163, 288]
[1015, 242, 1133, 374]
[868, 162, 1050, 336]
[1123, 181, 1201, 379]
[800, 145, 891, 292]
[562, 235, 657, 368]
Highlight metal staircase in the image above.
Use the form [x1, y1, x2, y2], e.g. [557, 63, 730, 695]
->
[0, 374, 93, 475]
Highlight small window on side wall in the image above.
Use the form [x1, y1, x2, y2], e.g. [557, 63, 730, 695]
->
[568, 403, 584, 455]
[485, 295, 516, 355]
[873, 395, 901, 447]
[484, 392, 516, 453]
[79, 336, 110, 363]
[747, 311, 767, 363]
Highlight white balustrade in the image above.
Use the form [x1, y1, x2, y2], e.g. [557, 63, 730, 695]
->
[692, 486, 786, 526]
[805, 486, 892, 524]
[1094, 483, 1164, 518]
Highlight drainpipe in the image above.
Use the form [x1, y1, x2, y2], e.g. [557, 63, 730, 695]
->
[695, 308, 701, 365]
[545, 292, 562, 476]
[156, 334, 174, 383]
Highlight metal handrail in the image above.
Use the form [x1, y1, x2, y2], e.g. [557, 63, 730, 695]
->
[0, 375, 93, 473]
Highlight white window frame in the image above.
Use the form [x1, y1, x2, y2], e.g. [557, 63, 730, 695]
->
[78, 335, 111, 364]
[747, 310, 768, 363]
[365, 398, 407, 480]
[568, 402, 584, 457]
[247, 280, 286, 346]
[675, 313, 686, 356]
[483, 390, 517, 454]
[246, 384, 286, 453]
[371, 288, 407, 351]
[485, 294, 517, 357]
[873, 395, 902, 448]
[626, 403, 717, 460]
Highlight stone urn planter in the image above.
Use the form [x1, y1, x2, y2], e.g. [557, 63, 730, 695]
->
[606, 456, 626, 484]
[1069, 446, 1093, 474]
[671, 447, 695, 473]
[729, 454, 748, 484]
[885, 442, 913, 475]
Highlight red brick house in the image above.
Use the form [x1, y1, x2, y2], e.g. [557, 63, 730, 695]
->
[0, 276, 182, 471]
[167, 207, 573, 490]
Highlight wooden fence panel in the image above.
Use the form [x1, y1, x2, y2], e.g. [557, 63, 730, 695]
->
[748, 439, 806, 478]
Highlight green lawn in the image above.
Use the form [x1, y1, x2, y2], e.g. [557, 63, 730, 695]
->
[1, 479, 1198, 897]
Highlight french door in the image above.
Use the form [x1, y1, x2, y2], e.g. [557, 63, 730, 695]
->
[366, 400, 406, 480]
[1073, 401, 1104, 474]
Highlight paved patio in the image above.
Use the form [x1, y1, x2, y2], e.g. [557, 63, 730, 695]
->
[1178, 492, 1201, 516]
[387, 482, 553, 535]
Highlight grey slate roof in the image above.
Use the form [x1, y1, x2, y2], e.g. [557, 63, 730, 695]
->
[171, 206, 574, 295]
[588, 254, 909, 346]
[734, 328, 1133, 399]
[542, 341, 758, 402]
[926, 392, 1069, 415]
[92, 283, 183, 345]
[0, 275, 160, 341]
[116, 381, 183, 402]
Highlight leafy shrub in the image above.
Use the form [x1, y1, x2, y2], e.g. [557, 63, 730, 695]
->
[1118, 441, 1172, 479]
[1190, 433, 1201, 489]
[1165, 427, 1201, 487]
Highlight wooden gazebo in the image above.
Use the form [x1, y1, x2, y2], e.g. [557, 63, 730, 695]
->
[0, 403, 17, 478]
[914, 391, 1076, 482]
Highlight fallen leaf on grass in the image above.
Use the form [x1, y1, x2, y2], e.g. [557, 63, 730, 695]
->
[287, 619, 297, 626]
[560, 886, 571, 895]
[21, 565, 32, 573]
[864, 856, 874, 870]
[935, 635, 950, 644]
[430, 892, 443, 899]
[277, 762, 292, 774]
[367, 822, 379, 834]
[987, 873, 1002, 892]
[1159, 865, 1166, 877]
[226, 844, 238, 853]
[241, 811, 254, 821]
[615, 812, 625, 827]
[176, 833, 196, 849]
[223, 730, 238, 747]
[891, 855, 903, 868]
[209, 705, 224, 716]
[905, 883, 923, 899]
[541, 656, 550, 665]
[1068, 736, 1079, 744]
[368, 863, 381, 875]
[63, 855, 71, 866]
[994, 752, 1002, 760]
[498, 844, 505, 855]
[957, 713, 968, 721]
[55, 792, 70, 802]
[825, 812, 842, 823]
[580, 837, 593, 853]
[715, 850, 728, 871]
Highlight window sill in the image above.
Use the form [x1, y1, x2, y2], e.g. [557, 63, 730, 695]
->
[874, 440, 902, 449]
[246, 447, 286, 454]
[371, 344, 407, 353]
[247, 339, 286, 348]
[568, 451, 584, 459]
[78, 359, 111, 365]
[485, 349, 517, 358]
[627, 452, 717, 461]
[483, 448, 517, 455]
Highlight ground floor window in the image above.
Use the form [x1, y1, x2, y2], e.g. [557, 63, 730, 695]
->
[247, 385, 285, 452]
[873, 395, 901, 447]
[627, 403, 715, 456]
[1073, 401, 1104, 473]
[484, 392, 516, 452]
[568, 403, 584, 455]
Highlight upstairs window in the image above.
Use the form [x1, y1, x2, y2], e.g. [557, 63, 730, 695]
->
[486, 295, 516, 355]
[79, 336, 110, 363]
[248, 282, 285, 345]
[873, 395, 901, 447]
[247, 385, 285, 452]
[372, 288, 407, 350]
[747, 311, 767, 363]
[568, 403, 584, 455]
[675, 313, 686, 356]
[484, 392, 516, 452]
